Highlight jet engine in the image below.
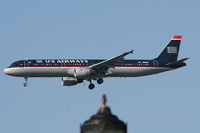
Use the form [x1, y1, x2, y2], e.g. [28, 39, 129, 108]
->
[61, 77, 83, 86]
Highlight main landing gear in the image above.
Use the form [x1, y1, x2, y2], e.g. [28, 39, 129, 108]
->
[88, 83, 95, 90]
[23, 77, 28, 87]
[97, 78, 104, 84]
[88, 78, 104, 90]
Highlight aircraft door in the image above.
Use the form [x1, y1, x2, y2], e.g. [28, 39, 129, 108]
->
[24, 60, 29, 67]
[153, 60, 159, 67]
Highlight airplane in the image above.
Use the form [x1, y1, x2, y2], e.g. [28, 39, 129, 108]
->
[4, 35, 188, 90]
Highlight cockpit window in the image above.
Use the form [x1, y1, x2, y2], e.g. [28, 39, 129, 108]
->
[10, 61, 24, 67]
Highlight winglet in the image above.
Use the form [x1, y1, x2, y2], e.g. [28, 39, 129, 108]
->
[127, 50, 134, 54]
[130, 50, 134, 54]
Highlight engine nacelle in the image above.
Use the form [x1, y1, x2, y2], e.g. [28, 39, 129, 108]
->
[61, 77, 83, 86]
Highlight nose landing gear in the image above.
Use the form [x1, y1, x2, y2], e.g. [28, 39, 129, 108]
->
[23, 77, 28, 87]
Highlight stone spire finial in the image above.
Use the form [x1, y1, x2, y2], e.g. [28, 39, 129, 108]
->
[99, 94, 110, 114]
[102, 94, 107, 106]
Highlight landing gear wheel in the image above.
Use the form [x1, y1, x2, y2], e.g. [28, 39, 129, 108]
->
[23, 83, 28, 87]
[97, 78, 104, 84]
[88, 83, 95, 90]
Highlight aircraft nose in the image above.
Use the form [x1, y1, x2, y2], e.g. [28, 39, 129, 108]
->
[4, 68, 12, 75]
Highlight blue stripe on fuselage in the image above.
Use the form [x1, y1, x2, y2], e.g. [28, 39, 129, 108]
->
[7, 59, 174, 68]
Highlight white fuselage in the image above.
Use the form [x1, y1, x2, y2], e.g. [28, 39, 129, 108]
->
[4, 66, 173, 78]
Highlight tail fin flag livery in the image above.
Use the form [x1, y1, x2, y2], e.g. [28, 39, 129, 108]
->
[156, 35, 182, 64]
[4, 35, 188, 90]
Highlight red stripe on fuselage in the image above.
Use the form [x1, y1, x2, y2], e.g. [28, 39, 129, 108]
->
[115, 66, 174, 69]
[6, 66, 175, 69]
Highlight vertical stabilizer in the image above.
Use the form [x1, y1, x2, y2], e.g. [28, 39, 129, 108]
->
[156, 35, 182, 64]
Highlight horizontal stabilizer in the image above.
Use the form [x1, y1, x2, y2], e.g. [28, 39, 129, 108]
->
[166, 58, 189, 68]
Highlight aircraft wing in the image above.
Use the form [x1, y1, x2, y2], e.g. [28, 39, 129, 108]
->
[89, 50, 133, 73]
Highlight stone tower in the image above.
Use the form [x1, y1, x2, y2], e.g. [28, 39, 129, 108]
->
[80, 94, 127, 133]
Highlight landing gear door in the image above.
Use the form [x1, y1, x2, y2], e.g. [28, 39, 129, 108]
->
[153, 60, 159, 67]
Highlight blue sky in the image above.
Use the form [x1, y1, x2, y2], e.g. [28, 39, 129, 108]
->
[0, 0, 199, 133]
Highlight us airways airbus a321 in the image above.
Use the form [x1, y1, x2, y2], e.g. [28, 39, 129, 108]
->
[4, 35, 188, 89]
